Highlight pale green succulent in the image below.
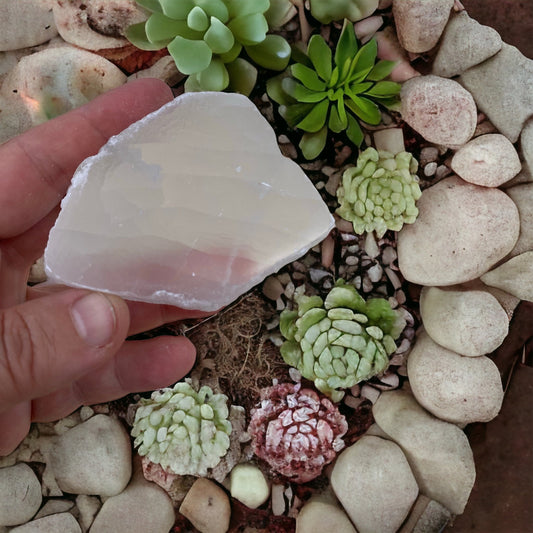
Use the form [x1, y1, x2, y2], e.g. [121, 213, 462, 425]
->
[126, 0, 290, 94]
[280, 280, 405, 402]
[131, 380, 232, 476]
[310, 0, 378, 24]
[336, 147, 422, 238]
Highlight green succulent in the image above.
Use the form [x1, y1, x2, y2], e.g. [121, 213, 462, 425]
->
[267, 20, 400, 159]
[131, 380, 232, 476]
[126, 0, 291, 94]
[280, 280, 405, 402]
[310, 0, 378, 24]
[337, 147, 422, 238]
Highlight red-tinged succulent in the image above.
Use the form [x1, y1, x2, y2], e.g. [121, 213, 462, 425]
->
[248, 382, 348, 483]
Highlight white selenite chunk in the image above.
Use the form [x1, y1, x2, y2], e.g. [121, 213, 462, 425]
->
[44, 92, 335, 311]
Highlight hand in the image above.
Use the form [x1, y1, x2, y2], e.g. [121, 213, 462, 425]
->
[0, 79, 206, 455]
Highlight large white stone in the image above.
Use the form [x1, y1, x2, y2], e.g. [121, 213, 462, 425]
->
[506, 184, 533, 257]
[481, 252, 533, 302]
[45, 92, 335, 311]
[296, 498, 357, 533]
[420, 286, 509, 357]
[407, 330, 504, 425]
[9, 513, 81, 533]
[331, 435, 418, 533]
[373, 390, 475, 515]
[0, 464, 42, 526]
[49, 415, 132, 497]
[397, 176, 520, 286]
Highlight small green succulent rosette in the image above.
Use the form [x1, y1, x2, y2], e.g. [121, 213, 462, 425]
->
[280, 281, 405, 402]
[127, 0, 290, 94]
[131, 380, 232, 476]
[336, 147, 422, 238]
[267, 20, 400, 159]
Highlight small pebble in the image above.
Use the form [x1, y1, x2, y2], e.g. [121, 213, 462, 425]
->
[385, 267, 402, 290]
[367, 263, 383, 282]
[396, 290, 407, 304]
[361, 385, 381, 404]
[381, 246, 397, 265]
[344, 395, 364, 409]
[321, 165, 336, 177]
[423, 162, 438, 176]
[419, 146, 439, 165]
[271, 484, 286, 516]
[284, 281, 295, 299]
[362, 275, 374, 293]
[289, 367, 302, 382]
[262, 276, 284, 301]
[345, 255, 359, 266]
[364, 233, 380, 259]
[435, 164, 452, 179]
[309, 268, 331, 283]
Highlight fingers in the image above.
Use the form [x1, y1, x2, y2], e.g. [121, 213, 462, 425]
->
[0, 402, 31, 456]
[0, 78, 173, 239]
[31, 335, 196, 422]
[0, 289, 130, 410]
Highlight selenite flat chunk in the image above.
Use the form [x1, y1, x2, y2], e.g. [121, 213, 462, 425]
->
[44, 92, 335, 311]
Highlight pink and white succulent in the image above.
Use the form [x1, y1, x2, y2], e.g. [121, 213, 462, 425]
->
[248, 383, 348, 483]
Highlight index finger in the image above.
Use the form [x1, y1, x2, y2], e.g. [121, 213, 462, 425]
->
[0, 78, 173, 239]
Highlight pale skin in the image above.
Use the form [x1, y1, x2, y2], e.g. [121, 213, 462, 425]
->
[0, 78, 208, 455]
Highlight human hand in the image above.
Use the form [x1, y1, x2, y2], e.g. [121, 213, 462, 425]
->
[0, 79, 206, 455]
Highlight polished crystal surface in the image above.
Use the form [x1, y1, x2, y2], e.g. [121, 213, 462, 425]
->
[44, 92, 334, 311]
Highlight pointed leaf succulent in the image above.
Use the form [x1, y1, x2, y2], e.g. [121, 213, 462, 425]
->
[267, 21, 400, 159]
[131, 380, 232, 476]
[127, 0, 290, 94]
[336, 147, 422, 238]
[280, 280, 406, 401]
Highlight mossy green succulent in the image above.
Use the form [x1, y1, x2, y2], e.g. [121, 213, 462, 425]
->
[127, 0, 290, 94]
[131, 380, 232, 476]
[336, 147, 422, 238]
[267, 20, 400, 159]
[280, 280, 405, 402]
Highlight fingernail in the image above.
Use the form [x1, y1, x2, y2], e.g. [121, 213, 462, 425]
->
[70, 293, 116, 347]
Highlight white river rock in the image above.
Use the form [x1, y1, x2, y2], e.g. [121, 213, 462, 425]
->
[45, 92, 335, 311]
[481, 252, 533, 302]
[400, 75, 477, 147]
[49, 415, 132, 496]
[392, 0, 453, 53]
[407, 330, 504, 425]
[331, 435, 418, 533]
[9, 513, 81, 533]
[373, 390, 475, 515]
[432, 11, 502, 78]
[397, 176, 520, 286]
[451, 134, 521, 188]
[296, 498, 357, 533]
[506, 183, 533, 257]
[420, 286, 509, 357]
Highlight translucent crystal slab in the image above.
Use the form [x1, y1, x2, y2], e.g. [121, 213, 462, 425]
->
[44, 92, 334, 311]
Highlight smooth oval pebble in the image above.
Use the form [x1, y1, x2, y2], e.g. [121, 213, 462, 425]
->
[420, 286, 509, 356]
[407, 330, 504, 425]
[505, 184, 533, 257]
[0, 463, 42, 526]
[397, 176, 520, 285]
[50, 415, 132, 497]
[296, 499, 357, 533]
[331, 435, 418, 533]
[451, 134, 521, 187]
[373, 390, 475, 515]
[400, 75, 477, 147]
[9, 513, 81, 533]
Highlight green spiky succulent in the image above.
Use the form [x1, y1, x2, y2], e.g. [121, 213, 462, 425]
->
[310, 0, 378, 24]
[131, 380, 232, 476]
[336, 147, 421, 238]
[126, 0, 290, 94]
[280, 280, 405, 402]
[267, 20, 400, 159]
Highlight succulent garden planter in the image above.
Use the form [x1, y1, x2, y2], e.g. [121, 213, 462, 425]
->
[0, 0, 532, 532]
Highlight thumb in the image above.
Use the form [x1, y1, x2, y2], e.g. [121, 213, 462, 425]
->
[0, 289, 130, 410]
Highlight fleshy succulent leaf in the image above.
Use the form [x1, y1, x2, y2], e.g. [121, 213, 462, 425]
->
[300, 126, 328, 159]
[367, 59, 397, 81]
[265, 0, 297, 28]
[363, 80, 401, 98]
[266, 73, 295, 105]
[280, 102, 316, 127]
[204, 17, 234, 53]
[334, 20, 358, 72]
[187, 6, 209, 31]
[345, 93, 381, 124]
[197, 57, 230, 90]
[194, 0, 229, 22]
[226, 0, 270, 17]
[219, 41, 242, 63]
[227, 13, 268, 46]
[307, 35, 333, 82]
[146, 13, 200, 41]
[245, 35, 291, 71]
[296, 99, 330, 132]
[167, 36, 213, 74]
[226, 58, 258, 95]
[349, 38, 377, 78]
[282, 78, 327, 103]
[346, 112, 364, 146]
[125, 22, 170, 50]
[159, 0, 194, 19]
[290, 63, 327, 91]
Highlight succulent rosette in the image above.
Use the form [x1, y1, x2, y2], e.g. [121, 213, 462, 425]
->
[248, 382, 348, 483]
[131, 380, 232, 476]
[127, 0, 290, 93]
[280, 280, 406, 402]
[336, 147, 422, 238]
